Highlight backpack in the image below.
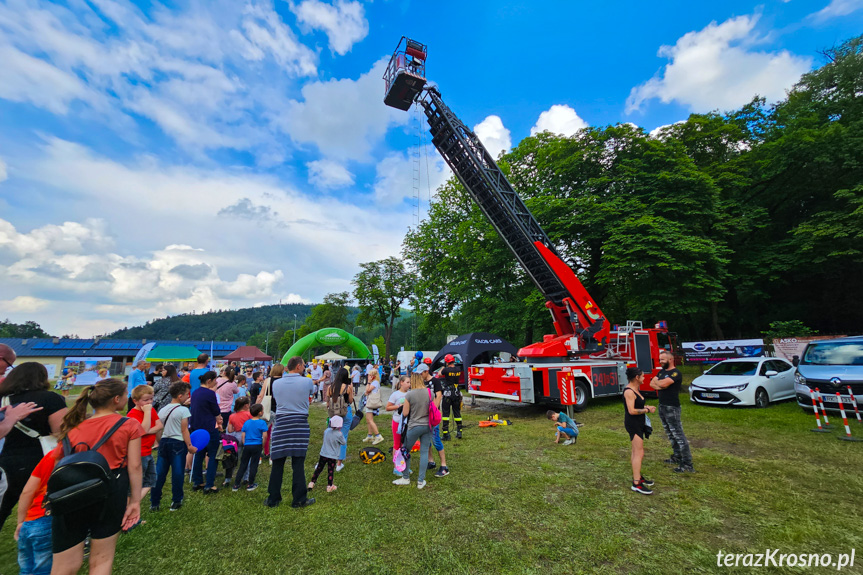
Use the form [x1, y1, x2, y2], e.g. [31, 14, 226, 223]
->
[428, 388, 442, 427]
[44, 417, 129, 517]
[327, 388, 348, 418]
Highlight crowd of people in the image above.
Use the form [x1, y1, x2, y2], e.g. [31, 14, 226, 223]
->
[0, 341, 694, 573]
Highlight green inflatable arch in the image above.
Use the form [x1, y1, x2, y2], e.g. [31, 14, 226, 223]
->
[281, 327, 372, 364]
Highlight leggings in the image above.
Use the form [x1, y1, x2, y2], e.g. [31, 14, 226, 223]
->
[311, 456, 336, 487]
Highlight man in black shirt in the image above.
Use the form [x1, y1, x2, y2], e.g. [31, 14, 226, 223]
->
[650, 349, 693, 472]
[440, 355, 464, 440]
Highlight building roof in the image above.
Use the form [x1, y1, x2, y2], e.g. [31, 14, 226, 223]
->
[0, 338, 247, 359]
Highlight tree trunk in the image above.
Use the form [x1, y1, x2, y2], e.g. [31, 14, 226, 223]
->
[710, 301, 725, 340]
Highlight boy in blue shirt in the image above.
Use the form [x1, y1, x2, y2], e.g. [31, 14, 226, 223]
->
[547, 410, 579, 445]
[232, 404, 269, 492]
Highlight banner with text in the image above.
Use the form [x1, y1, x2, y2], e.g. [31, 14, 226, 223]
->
[683, 339, 764, 364]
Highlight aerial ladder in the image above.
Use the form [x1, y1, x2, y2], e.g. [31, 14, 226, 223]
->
[384, 37, 668, 410]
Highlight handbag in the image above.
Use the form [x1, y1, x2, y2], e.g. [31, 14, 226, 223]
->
[350, 400, 362, 430]
[1, 397, 58, 455]
[260, 378, 274, 421]
[366, 386, 383, 410]
[644, 414, 653, 439]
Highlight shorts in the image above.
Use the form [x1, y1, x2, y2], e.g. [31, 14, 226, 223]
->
[557, 426, 577, 438]
[625, 423, 645, 441]
[432, 426, 444, 452]
[363, 407, 379, 416]
[52, 468, 129, 553]
[141, 454, 156, 488]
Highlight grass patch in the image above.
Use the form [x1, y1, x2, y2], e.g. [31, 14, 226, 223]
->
[3, 380, 862, 574]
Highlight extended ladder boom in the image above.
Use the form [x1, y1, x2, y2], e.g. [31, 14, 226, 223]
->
[383, 37, 611, 350]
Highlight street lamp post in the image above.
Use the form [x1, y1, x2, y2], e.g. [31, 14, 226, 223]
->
[265, 330, 278, 355]
[292, 314, 297, 345]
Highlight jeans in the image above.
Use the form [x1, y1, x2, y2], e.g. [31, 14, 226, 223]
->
[558, 426, 577, 437]
[191, 428, 221, 489]
[152, 437, 188, 506]
[18, 516, 52, 575]
[267, 456, 307, 506]
[339, 406, 352, 461]
[658, 405, 692, 467]
[402, 426, 432, 482]
[234, 444, 263, 487]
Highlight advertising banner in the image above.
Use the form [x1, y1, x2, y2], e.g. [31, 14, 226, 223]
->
[682, 339, 764, 364]
[64, 357, 112, 386]
[772, 335, 846, 363]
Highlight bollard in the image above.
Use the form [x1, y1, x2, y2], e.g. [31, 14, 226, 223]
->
[810, 389, 831, 433]
[847, 386, 862, 424]
[816, 388, 833, 428]
[836, 393, 862, 442]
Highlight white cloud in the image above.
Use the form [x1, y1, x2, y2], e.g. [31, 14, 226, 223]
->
[307, 159, 355, 189]
[278, 58, 409, 161]
[0, 138, 409, 335]
[810, 0, 863, 21]
[292, 0, 368, 55]
[648, 121, 686, 139]
[473, 115, 512, 159]
[372, 149, 450, 206]
[626, 15, 812, 113]
[0, 296, 50, 313]
[530, 104, 589, 137]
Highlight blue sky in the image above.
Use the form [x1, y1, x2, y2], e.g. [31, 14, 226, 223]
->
[0, 0, 860, 336]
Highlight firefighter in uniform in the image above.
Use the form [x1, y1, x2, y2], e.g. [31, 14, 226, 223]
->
[440, 354, 464, 440]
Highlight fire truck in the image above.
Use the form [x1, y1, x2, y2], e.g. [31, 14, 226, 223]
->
[384, 37, 673, 412]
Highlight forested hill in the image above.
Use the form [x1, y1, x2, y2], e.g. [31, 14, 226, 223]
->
[108, 303, 331, 342]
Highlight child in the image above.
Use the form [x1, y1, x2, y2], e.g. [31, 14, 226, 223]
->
[152, 382, 198, 512]
[14, 452, 55, 575]
[308, 415, 347, 493]
[228, 397, 252, 439]
[235, 375, 248, 399]
[50, 379, 143, 575]
[547, 410, 579, 445]
[386, 375, 410, 476]
[128, 385, 164, 504]
[232, 404, 268, 492]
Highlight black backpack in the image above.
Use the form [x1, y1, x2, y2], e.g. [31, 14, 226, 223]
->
[44, 417, 129, 517]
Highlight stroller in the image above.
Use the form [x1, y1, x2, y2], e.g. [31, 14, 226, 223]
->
[219, 433, 240, 486]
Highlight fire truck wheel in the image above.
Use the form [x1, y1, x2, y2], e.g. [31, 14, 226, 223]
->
[573, 381, 590, 412]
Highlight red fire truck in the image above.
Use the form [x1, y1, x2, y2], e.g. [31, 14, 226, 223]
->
[384, 37, 673, 411]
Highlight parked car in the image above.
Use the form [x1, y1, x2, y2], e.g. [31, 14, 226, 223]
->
[795, 336, 863, 412]
[690, 357, 795, 407]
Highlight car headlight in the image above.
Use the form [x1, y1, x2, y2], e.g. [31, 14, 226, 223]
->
[795, 372, 806, 385]
[735, 383, 749, 392]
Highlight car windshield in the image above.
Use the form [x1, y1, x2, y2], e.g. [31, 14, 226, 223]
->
[802, 342, 863, 366]
[705, 361, 759, 376]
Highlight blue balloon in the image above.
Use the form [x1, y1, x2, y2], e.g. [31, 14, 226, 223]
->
[190, 429, 210, 450]
[415, 351, 423, 359]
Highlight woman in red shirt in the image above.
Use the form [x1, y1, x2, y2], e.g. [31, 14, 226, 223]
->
[51, 378, 143, 575]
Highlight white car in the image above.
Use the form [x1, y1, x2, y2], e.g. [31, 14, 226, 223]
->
[690, 357, 796, 407]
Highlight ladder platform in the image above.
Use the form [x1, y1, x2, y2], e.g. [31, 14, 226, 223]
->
[384, 71, 426, 111]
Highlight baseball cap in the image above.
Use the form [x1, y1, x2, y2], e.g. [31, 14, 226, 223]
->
[330, 415, 344, 428]
[413, 364, 429, 374]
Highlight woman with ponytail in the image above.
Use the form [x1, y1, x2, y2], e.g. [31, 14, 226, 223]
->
[51, 378, 144, 575]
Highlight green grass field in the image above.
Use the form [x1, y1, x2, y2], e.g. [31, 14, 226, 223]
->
[2, 372, 863, 574]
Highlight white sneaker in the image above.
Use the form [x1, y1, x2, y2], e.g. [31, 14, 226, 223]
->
[392, 477, 410, 486]
[362, 435, 373, 443]
[562, 439, 574, 446]
[417, 480, 427, 490]
[335, 463, 344, 472]
[372, 435, 384, 445]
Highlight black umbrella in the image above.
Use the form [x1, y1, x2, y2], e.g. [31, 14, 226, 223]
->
[430, 332, 519, 376]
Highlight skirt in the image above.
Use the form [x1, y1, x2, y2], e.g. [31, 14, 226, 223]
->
[269, 413, 310, 459]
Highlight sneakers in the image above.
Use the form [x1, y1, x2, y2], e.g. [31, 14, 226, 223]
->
[169, 502, 182, 511]
[246, 483, 258, 491]
[232, 485, 240, 492]
[639, 476, 655, 487]
[576, 421, 585, 428]
[631, 481, 653, 495]
[335, 463, 344, 472]
[417, 480, 427, 490]
[263, 498, 280, 508]
[673, 465, 695, 473]
[427, 461, 437, 470]
[434, 466, 450, 477]
[392, 477, 410, 486]
[150, 504, 160, 512]
[291, 498, 315, 508]
[362, 435, 373, 443]
[562, 439, 574, 446]
[371, 434, 385, 445]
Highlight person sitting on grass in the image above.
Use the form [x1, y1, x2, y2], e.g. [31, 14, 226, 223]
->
[546, 410, 579, 445]
[308, 415, 346, 493]
[233, 404, 268, 492]
[127, 384, 163, 511]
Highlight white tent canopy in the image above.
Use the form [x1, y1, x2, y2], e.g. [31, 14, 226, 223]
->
[315, 350, 347, 361]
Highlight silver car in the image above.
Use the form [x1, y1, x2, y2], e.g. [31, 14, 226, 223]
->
[795, 336, 863, 412]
